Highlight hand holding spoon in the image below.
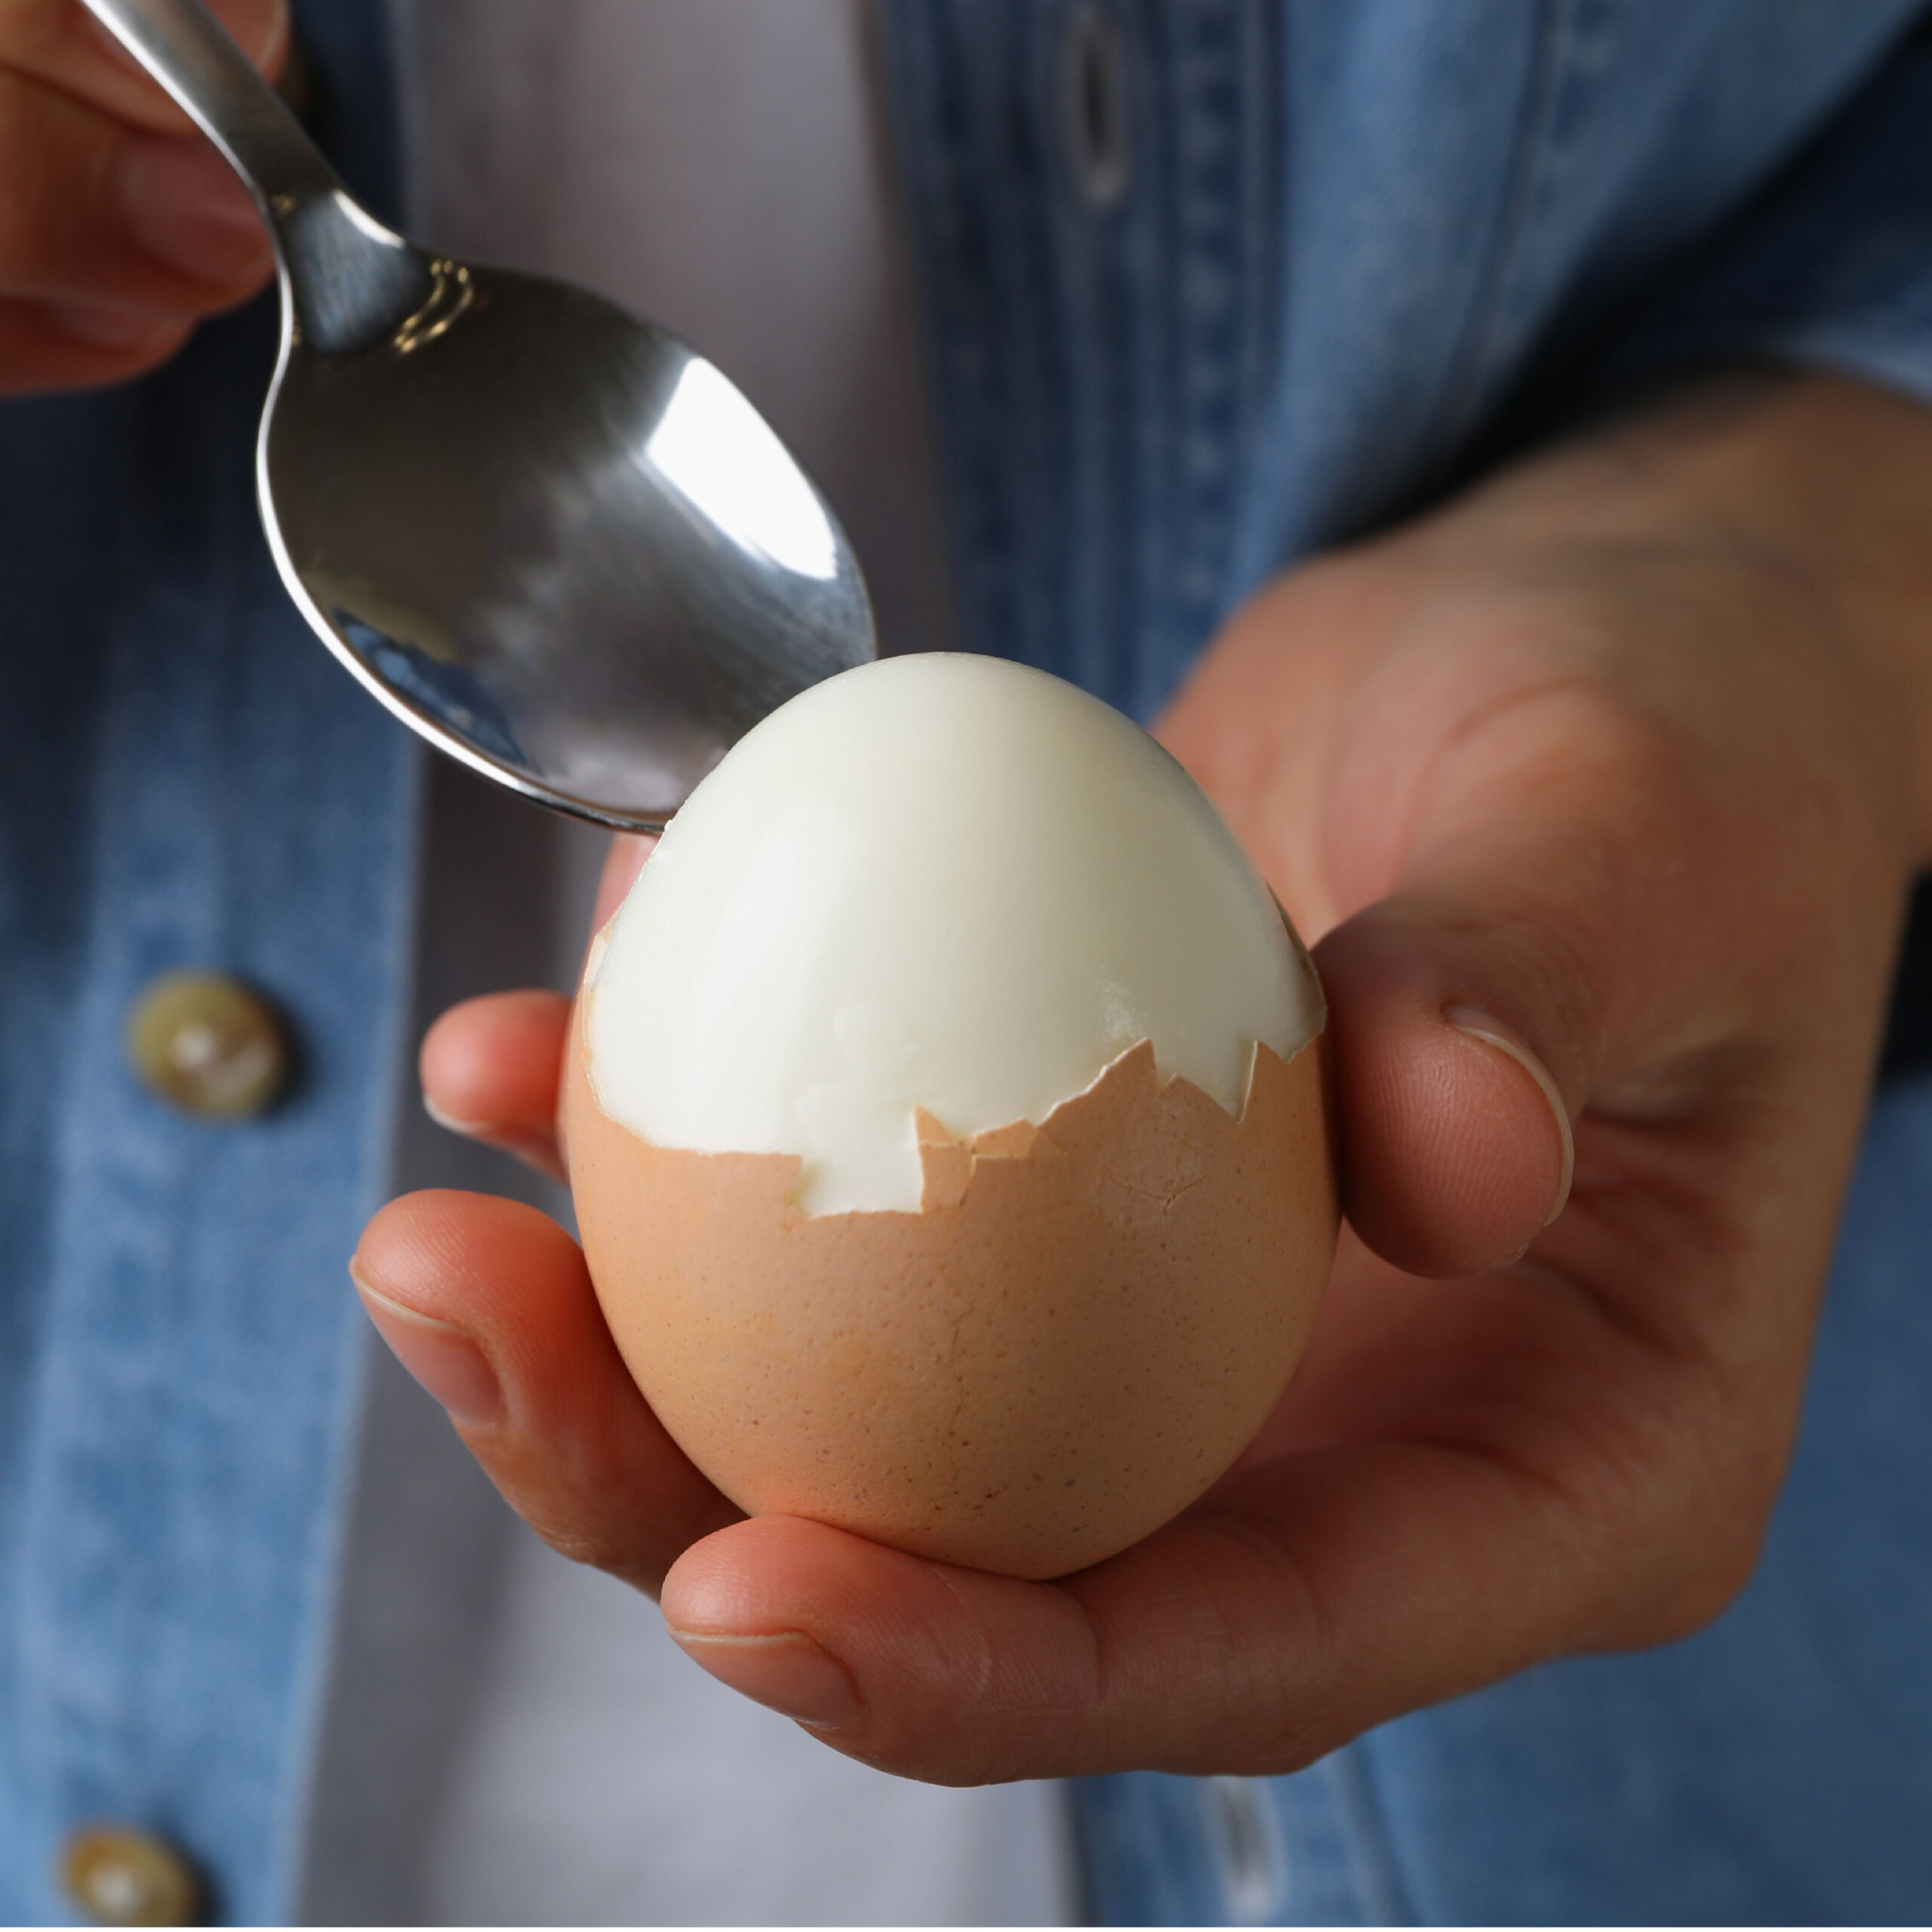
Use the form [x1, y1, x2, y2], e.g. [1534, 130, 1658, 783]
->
[84, 0, 876, 831]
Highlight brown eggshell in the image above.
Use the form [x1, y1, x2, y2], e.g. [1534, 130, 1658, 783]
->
[566, 1013, 1337, 1579]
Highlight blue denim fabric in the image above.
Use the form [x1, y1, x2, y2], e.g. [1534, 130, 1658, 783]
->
[5, 0, 1932, 1921]
[0, 8, 418, 1921]
[880, 0, 1932, 723]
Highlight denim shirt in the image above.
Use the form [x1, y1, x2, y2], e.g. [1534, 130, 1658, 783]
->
[5, 2, 1932, 1922]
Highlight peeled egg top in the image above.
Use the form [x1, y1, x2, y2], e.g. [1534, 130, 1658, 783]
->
[587, 652, 1320, 1214]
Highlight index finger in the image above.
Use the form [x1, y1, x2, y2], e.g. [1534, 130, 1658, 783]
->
[0, 0, 287, 134]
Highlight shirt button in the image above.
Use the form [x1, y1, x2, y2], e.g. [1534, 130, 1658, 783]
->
[60, 1825, 205, 1927]
[125, 971, 291, 1119]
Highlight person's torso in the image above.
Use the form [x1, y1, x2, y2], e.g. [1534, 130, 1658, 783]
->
[3, 2, 1927, 1918]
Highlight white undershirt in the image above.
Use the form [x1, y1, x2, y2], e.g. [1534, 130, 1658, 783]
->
[301, 4, 1072, 1923]
[395, 0, 958, 660]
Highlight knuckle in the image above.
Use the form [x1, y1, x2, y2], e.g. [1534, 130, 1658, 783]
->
[0, 69, 115, 282]
[0, 303, 182, 398]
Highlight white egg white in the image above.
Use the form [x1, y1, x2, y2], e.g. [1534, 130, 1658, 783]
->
[588, 653, 1321, 1214]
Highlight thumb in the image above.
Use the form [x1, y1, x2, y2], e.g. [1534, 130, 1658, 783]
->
[1315, 893, 1577, 1276]
[1307, 665, 1732, 1281]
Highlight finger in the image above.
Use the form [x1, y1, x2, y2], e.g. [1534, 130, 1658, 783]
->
[414, 836, 654, 1182]
[1312, 633, 1885, 1284]
[1, 0, 288, 132]
[419, 990, 572, 1181]
[660, 1367, 1740, 1783]
[0, 293, 190, 393]
[1316, 893, 1576, 1276]
[592, 832, 654, 932]
[352, 1189, 740, 1593]
[0, 70, 272, 320]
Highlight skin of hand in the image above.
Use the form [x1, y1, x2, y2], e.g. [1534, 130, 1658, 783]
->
[0, 0, 285, 395]
[355, 369, 1932, 1782]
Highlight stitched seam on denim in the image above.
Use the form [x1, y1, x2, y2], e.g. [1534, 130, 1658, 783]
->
[1000, 7, 1080, 686]
[1230, 2, 1284, 605]
[0, 422, 129, 1923]
[276, 732, 427, 1922]
[878, 0, 1277, 721]
[17, 490, 283, 1907]
[874, 3, 1014, 664]
[8, 539, 161, 1925]
[17, 572, 222, 1840]
[1046, 0, 1134, 703]
[1158, 0, 1278, 708]
[926, 2, 1071, 681]
[1420, 0, 1576, 457]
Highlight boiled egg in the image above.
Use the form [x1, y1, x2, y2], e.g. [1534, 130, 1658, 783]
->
[567, 653, 1334, 1578]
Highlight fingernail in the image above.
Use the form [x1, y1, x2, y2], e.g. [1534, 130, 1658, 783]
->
[423, 1095, 564, 1179]
[349, 1266, 502, 1426]
[42, 300, 183, 351]
[668, 1629, 859, 1730]
[117, 136, 269, 280]
[1444, 1004, 1574, 1225]
[424, 1094, 491, 1137]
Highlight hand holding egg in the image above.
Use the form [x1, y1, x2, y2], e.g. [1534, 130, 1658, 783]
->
[568, 654, 1337, 1578]
[361, 376, 1900, 1788]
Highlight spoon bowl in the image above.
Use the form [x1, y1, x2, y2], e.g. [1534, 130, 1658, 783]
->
[265, 261, 874, 826]
[85, 0, 875, 832]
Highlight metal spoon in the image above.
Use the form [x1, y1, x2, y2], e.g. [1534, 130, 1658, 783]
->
[83, 0, 876, 832]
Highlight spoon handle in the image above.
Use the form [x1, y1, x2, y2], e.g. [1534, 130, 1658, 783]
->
[81, 0, 432, 351]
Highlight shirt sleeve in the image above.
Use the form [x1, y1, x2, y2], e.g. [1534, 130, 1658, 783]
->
[1598, 13, 1932, 410]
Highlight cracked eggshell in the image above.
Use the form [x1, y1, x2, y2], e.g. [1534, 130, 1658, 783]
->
[567, 654, 1338, 1578]
[565, 1010, 1336, 1580]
